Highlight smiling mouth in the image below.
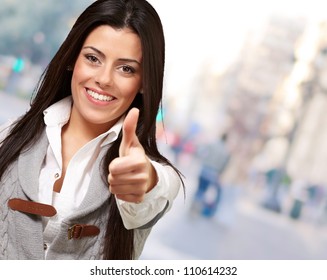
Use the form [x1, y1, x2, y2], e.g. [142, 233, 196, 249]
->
[86, 88, 115, 102]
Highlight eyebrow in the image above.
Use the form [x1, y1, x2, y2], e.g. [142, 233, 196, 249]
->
[83, 46, 141, 65]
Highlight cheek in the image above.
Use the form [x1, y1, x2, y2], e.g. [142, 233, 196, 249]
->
[71, 66, 80, 88]
[72, 61, 84, 81]
[119, 79, 142, 99]
[71, 64, 88, 94]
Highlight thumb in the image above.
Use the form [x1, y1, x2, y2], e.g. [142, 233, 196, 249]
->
[120, 108, 140, 156]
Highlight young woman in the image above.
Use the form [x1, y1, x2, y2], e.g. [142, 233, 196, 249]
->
[0, 0, 183, 260]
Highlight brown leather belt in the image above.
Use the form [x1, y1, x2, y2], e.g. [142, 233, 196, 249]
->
[8, 198, 57, 217]
[68, 224, 100, 239]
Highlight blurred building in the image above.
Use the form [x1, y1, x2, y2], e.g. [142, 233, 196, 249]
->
[288, 21, 327, 185]
[211, 15, 323, 187]
[194, 14, 327, 223]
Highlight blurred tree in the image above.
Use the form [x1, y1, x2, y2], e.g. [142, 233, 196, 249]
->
[0, 0, 93, 65]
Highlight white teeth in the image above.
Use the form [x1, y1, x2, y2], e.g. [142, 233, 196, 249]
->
[86, 89, 114, 102]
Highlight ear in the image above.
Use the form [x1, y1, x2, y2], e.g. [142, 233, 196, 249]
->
[139, 88, 144, 94]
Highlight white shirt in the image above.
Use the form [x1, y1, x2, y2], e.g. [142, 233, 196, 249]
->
[0, 97, 181, 254]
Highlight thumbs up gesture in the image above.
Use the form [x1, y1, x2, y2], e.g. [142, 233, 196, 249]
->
[108, 108, 158, 203]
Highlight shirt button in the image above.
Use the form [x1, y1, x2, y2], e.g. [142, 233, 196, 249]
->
[43, 243, 48, 250]
[54, 173, 60, 179]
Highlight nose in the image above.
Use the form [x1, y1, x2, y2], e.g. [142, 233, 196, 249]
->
[95, 65, 113, 87]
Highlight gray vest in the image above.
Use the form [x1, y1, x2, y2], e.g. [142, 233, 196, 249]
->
[0, 131, 152, 259]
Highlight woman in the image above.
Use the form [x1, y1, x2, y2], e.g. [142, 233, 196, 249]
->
[0, 0, 183, 260]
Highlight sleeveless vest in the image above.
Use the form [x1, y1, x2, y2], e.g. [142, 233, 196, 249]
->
[0, 131, 152, 259]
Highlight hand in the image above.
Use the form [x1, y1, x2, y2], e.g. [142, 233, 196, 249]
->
[108, 108, 158, 203]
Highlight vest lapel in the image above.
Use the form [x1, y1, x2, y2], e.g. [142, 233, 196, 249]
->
[14, 131, 48, 259]
[17, 131, 49, 201]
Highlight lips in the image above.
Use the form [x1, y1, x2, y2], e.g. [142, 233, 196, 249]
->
[86, 88, 115, 102]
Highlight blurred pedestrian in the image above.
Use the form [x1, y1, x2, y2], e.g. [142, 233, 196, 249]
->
[0, 0, 183, 260]
[191, 133, 230, 217]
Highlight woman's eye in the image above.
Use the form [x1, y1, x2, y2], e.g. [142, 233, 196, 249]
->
[85, 54, 100, 64]
[121, 65, 135, 74]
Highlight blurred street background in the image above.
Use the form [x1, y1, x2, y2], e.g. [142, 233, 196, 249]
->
[1, 0, 327, 259]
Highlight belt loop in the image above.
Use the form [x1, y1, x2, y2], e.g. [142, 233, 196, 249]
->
[68, 224, 100, 240]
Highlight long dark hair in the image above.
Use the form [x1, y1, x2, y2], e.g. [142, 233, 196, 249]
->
[0, 0, 183, 259]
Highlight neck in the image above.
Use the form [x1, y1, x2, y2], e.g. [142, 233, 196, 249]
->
[64, 107, 114, 145]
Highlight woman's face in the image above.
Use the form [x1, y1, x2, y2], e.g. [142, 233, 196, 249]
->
[71, 25, 142, 132]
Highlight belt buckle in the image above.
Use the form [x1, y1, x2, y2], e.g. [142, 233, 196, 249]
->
[68, 224, 82, 240]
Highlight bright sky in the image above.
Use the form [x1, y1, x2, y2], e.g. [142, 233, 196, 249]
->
[148, 0, 326, 95]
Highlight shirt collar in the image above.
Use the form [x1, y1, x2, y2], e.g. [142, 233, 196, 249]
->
[43, 96, 124, 147]
[100, 115, 123, 147]
[43, 96, 72, 127]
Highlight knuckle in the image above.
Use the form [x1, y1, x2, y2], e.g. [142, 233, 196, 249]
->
[109, 184, 116, 193]
[134, 185, 147, 195]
